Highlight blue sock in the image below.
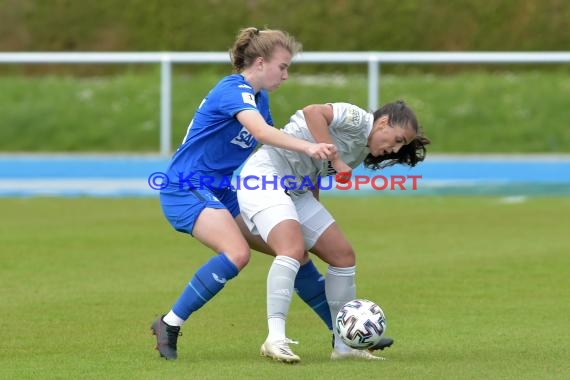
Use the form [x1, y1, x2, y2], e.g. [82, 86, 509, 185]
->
[172, 253, 239, 320]
[294, 260, 333, 330]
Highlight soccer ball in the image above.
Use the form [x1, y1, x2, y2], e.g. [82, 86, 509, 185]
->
[335, 299, 387, 349]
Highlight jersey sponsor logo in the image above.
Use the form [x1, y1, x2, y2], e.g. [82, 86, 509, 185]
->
[241, 92, 256, 107]
[230, 126, 256, 148]
[344, 106, 362, 126]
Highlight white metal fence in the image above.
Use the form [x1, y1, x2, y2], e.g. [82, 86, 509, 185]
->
[2, 51, 570, 156]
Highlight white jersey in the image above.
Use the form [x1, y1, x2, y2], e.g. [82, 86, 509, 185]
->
[247, 102, 373, 194]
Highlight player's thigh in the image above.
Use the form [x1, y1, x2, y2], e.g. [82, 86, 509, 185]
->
[237, 213, 311, 263]
[265, 218, 306, 261]
[235, 213, 275, 256]
[193, 208, 250, 269]
[292, 192, 355, 267]
[238, 183, 296, 242]
[310, 222, 355, 267]
[160, 187, 227, 234]
[251, 202, 306, 262]
[250, 202, 306, 260]
[293, 191, 334, 250]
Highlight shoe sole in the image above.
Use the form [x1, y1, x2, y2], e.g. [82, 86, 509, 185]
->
[331, 351, 386, 361]
[260, 348, 300, 364]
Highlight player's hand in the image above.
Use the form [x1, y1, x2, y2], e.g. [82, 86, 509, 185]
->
[307, 143, 337, 160]
[331, 157, 352, 183]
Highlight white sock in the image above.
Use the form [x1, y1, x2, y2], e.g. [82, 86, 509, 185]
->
[326, 265, 356, 353]
[267, 317, 286, 342]
[163, 310, 185, 327]
[266, 255, 300, 342]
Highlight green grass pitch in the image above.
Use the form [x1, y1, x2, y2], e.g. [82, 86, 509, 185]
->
[1, 196, 569, 379]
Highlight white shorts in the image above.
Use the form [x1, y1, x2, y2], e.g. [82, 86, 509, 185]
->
[237, 151, 334, 250]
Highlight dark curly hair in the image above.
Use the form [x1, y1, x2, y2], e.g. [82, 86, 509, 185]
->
[363, 100, 431, 170]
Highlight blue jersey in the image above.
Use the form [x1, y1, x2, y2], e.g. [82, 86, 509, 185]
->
[165, 74, 273, 190]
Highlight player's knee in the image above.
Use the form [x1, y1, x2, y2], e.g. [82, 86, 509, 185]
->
[226, 245, 251, 270]
[330, 246, 355, 267]
[276, 244, 306, 262]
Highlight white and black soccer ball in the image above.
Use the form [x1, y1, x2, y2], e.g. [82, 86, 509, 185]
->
[335, 299, 387, 349]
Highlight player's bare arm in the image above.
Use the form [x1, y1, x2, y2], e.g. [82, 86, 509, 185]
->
[236, 109, 336, 160]
[303, 104, 351, 174]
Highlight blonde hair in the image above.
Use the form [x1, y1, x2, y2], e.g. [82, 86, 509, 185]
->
[229, 27, 302, 72]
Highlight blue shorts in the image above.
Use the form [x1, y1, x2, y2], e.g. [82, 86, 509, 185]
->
[160, 186, 239, 235]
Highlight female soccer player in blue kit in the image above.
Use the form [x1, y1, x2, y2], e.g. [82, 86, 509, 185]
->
[150, 27, 337, 360]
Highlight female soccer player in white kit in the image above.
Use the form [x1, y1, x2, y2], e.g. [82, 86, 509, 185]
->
[237, 100, 430, 362]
